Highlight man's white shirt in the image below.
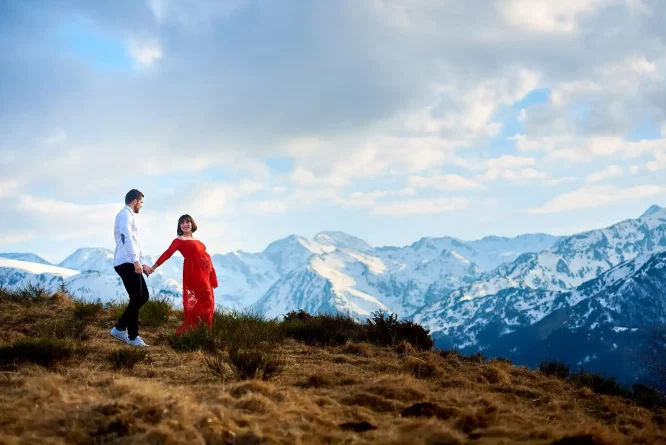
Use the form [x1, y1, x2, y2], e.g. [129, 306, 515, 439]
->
[113, 205, 144, 267]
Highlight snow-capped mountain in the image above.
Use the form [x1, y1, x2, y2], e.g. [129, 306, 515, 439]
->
[0, 253, 52, 265]
[0, 258, 78, 290]
[415, 249, 661, 350]
[58, 248, 115, 272]
[0, 227, 561, 314]
[483, 250, 666, 385]
[426, 205, 666, 305]
[313, 231, 373, 252]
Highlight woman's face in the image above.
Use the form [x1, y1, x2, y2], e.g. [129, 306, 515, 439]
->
[180, 219, 192, 234]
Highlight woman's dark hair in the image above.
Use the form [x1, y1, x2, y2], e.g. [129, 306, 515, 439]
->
[177, 214, 198, 236]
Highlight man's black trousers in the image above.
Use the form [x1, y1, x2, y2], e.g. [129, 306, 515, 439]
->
[114, 263, 149, 340]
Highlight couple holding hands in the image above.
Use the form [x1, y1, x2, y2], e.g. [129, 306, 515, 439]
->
[110, 189, 218, 347]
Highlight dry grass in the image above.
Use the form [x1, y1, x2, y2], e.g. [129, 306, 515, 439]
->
[0, 292, 665, 444]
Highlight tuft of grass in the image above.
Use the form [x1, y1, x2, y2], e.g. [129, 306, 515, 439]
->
[0, 337, 84, 368]
[404, 356, 441, 379]
[72, 298, 103, 320]
[342, 342, 374, 357]
[203, 352, 229, 379]
[107, 347, 149, 370]
[211, 310, 285, 350]
[168, 323, 214, 352]
[227, 346, 285, 380]
[138, 294, 173, 327]
[103, 300, 126, 321]
[34, 318, 90, 341]
[539, 360, 571, 379]
[0, 284, 49, 305]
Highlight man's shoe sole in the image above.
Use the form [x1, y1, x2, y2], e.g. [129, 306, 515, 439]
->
[110, 332, 129, 344]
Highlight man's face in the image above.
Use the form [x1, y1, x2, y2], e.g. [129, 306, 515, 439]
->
[132, 198, 144, 213]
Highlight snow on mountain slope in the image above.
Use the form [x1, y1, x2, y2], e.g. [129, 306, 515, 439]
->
[0, 253, 52, 265]
[464, 233, 560, 270]
[430, 205, 666, 305]
[58, 248, 115, 272]
[0, 258, 79, 290]
[313, 231, 373, 252]
[262, 235, 333, 275]
[483, 249, 666, 384]
[211, 251, 280, 306]
[415, 249, 666, 351]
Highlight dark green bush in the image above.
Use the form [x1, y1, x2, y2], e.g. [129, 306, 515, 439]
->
[539, 360, 571, 379]
[139, 294, 173, 326]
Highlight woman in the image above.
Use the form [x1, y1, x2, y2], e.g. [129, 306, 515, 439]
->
[151, 214, 218, 335]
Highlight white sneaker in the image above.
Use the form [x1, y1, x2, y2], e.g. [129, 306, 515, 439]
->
[110, 327, 129, 343]
[128, 336, 149, 347]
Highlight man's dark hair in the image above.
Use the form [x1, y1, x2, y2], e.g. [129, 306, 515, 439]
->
[177, 214, 198, 236]
[125, 189, 144, 205]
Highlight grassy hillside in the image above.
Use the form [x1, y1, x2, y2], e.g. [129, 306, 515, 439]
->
[0, 286, 665, 444]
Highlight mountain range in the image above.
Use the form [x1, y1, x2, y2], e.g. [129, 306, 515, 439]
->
[2, 204, 665, 384]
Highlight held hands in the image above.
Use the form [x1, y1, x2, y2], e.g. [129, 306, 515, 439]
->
[142, 264, 157, 276]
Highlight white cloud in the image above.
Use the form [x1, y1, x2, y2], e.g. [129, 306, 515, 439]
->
[475, 155, 545, 182]
[527, 185, 666, 214]
[42, 130, 67, 145]
[630, 165, 640, 174]
[371, 197, 469, 217]
[545, 176, 577, 185]
[585, 165, 624, 183]
[253, 200, 287, 214]
[0, 232, 38, 246]
[0, 180, 19, 198]
[408, 174, 482, 191]
[127, 39, 163, 67]
[499, 0, 605, 33]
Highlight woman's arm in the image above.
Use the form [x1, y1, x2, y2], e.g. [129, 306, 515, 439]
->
[152, 239, 179, 270]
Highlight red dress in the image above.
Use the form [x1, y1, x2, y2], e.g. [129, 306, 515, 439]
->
[154, 238, 218, 335]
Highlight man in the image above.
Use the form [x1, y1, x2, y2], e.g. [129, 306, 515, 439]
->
[110, 189, 152, 347]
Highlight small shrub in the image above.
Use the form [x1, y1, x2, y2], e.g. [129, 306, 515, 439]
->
[73, 299, 103, 320]
[203, 352, 229, 379]
[282, 312, 362, 346]
[57, 277, 69, 295]
[168, 324, 213, 352]
[539, 360, 571, 379]
[631, 383, 666, 409]
[108, 347, 148, 370]
[211, 310, 285, 350]
[227, 346, 285, 380]
[0, 337, 83, 368]
[364, 311, 434, 350]
[569, 370, 629, 397]
[0, 284, 49, 305]
[462, 352, 486, 364]
[283, 309, 312, 322]
[34, 318, 90, 341]
[139, 294, 173, 326]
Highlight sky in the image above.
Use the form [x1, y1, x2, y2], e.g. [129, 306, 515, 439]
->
[1, 0, 666, 264]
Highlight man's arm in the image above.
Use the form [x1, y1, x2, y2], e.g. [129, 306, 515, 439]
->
[118, 210, 142, 273]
